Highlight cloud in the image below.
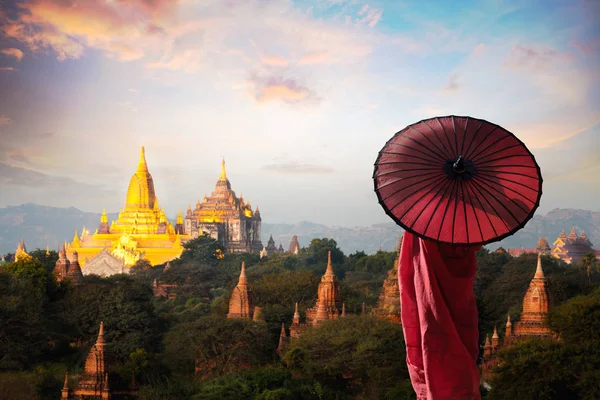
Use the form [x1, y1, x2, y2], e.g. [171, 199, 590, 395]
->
[260, 55, 289, 67]
[298, 51, 330, 65]
[357, 4, 383, 28]
[0, 115, 11, 125]
[261, 163, 335, 174]
[1, 48, 24, 61]
[570, 38, 600, 56]
[441, 73, 459, 92]
[504, 44, 572, 72]
[0, 163, 92, 189]
[0, 67, 16, 71]
[246, 74, 317, 105]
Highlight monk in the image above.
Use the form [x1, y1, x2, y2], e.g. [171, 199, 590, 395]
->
[399, 231, 482, 400]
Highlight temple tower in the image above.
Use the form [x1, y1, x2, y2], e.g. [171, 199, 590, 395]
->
[373, 235, 402, 323]
[227, 262, 255, 320]
[287, 235, 301, 254]
[53, 244, 71, 282]
[305, 251, 342, 323]
[67, 251, 84, 285]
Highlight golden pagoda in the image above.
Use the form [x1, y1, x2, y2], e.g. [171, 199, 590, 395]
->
[69, 147, 190, 268]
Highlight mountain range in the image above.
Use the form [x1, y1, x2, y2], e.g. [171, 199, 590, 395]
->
[0, 203, 598, 255]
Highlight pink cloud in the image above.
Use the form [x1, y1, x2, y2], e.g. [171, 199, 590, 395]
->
[260, 54, 289, 67]
[357, 4, 383, 28]
[504, 44, 573, 72]
[298, 51, 330, 65]
[0, 67, 16, 72]
[0, 115, 12, 125]
[570, 38, 600, 56]
[1, 48, 24, 61]
[246, 75, 317, 105]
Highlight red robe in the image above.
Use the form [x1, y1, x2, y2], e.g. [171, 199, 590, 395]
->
[399, 232, 481, 400]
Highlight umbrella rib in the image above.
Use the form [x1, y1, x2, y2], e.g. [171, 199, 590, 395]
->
[376, 167, 441, 179]
[435, 117, 457, 158]
[475, 171, 539, 199]
[409, 125, 453, 160]
[400, 129, 449, 162]
[376, 161, 441, 167]
[379, 174, 448, 204]
[467, 130, 508, 162]
[470, 177, 521, 227]
[451, 179, 461, 244]
[470, 143, 523, 164]
[472, 176, 532, 214]
[385, 175, 449, 215]
[462, 119, 485, 162]
[452, 116, 460, 158]
[475, 169, 539, 180]
[380, 146, 444, 164]
[461, 180, 470, 243]
[437, 180, 457, 241]
[459, 117, 470, 157]
[420, 178, 454, 239]
[408, 177, 454, 233]
[376, 171, 441, 190]
[394, 176, 452, 224]
[466, 180, 503, 237]
[464, 180, 485, 243]
[476, 154, 531, 166]
[464, 126, 500, 161]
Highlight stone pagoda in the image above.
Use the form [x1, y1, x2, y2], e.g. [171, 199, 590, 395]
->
[304, 251, 343, 323]
[551, 227, 597, 264]
[62, 322, 138, 399]
[372, 236, 402, 324]
[185, 160, 262, 254]
[287, 235, 301, 254]
[53, 244, 70, 282]
[481, 254, 555, 386]
[227, 262, 256, 320]
[69, 147, 189, 268]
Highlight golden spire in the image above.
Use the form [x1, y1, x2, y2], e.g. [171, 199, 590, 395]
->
[324, 251, 335, 277]
[220, 158, 227, 180]
[101, 208, 107, 223]
[72, 231, 80, 248]
[484, 335, 491, 348]
[492, 326, 499, 339]
[45, 245, 50, 256]
[138, 146, 148, 172]
[506, 314, 512, 327]
[238, 261, 248, 285]
[176, 211, 183, 225]
[535, 253, 545, 279]
[293, 302, 300, 324]
[62, 371, 69, 390]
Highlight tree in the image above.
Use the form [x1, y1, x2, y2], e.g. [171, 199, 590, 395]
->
[163, 315, 272, 378]
[579, 253, 598, 284]
[284, 316, 410, 398]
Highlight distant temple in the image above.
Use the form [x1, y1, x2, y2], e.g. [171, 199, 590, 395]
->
[287, 235, 300, 254]
[62, 322, 138, 399]
[69, 147, 190, 269]
[278, 252, 348, 353]
[481, 254, 555, 386]
[227, 262, 259, 320]
[184, 160, 262, 254]
[14, 239, 31, 262]
[551, 227, 598, 264]
[152, 279, 178, 299]
[372, 236, 402, 324]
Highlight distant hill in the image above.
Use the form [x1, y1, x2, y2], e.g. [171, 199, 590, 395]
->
[0, 204, 598, 255]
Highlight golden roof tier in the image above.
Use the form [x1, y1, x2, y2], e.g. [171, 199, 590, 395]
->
[185, 159, 263, 254]
[551, 227, 597, 264]
[69, 147, 190, 269]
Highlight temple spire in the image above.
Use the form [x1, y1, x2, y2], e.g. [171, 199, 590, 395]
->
[535, 253, 545, 279]
[220, 158, 227, 180]
[101, 207, 108, 223]
[325, 251, 335, 277]
[238, 262, 248, 285]
[138, 146, 148, 172]
[506, 314, 512, 327]
[97, 321, 105, 346]
[293, 302, 300, 324]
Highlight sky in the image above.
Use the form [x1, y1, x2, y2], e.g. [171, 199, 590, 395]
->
[0, 0, 598, 227]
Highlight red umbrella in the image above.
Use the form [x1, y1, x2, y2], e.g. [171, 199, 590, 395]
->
[373, 115, 542, 245]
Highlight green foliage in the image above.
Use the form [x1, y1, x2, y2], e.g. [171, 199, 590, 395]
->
[60, 274, 163, 360]
[284, 316, 409, 398]
[488, 290, 600, 400]
[28, 249, 59, 273]
[163, 315, 272, 377]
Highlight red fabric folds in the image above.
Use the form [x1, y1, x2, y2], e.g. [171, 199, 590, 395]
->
[399, 232, 481, 400]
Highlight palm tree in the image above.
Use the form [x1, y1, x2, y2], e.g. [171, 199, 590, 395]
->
[580, 253, 597, 284]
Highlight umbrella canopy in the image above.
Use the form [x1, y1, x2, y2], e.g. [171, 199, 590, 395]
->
[373, 115, 542, 245]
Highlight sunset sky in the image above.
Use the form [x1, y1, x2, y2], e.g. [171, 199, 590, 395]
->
[0, 0, 598, 227]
